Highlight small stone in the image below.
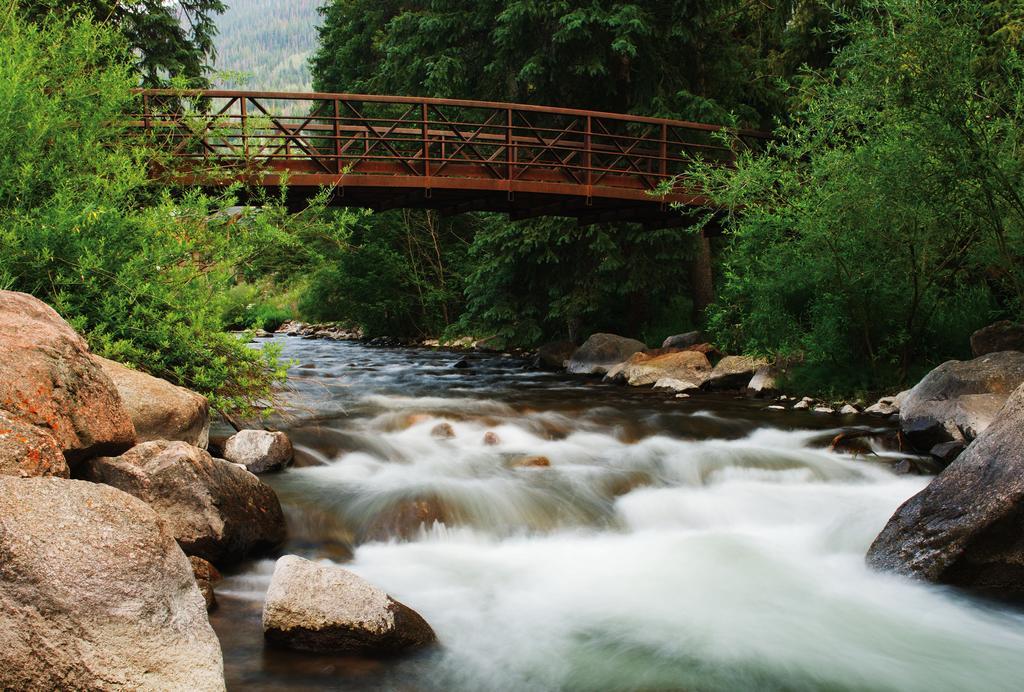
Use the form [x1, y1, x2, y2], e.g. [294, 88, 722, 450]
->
[223, 429, 293, 474]
[840, 404, 860, 415]
[675, 393, 690, 399]
[453, 359, 471, 369]
[431, 422, 456, 439]
[766, 405, 785, 411]
[813, 406, 835, 415]
[793, 400, 811, 410]
[893, 459, 913, 475]
[483, 431, 500, 446]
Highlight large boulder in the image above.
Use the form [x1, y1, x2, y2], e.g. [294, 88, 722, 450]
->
[566, 333, 647, 375]
[534, 340, 577, 370]
[661, 331, 705, 350]
[96, 356, 210, 449]
[0, 477, 224, 690]
[971, 320, 1024, 358]
[81, 440, 286, 566]
[898, 351, 1024, 451]
[263, 555, 436, 655]
[866, 382, 1024, 599]
[0, 291, 135, 463]
[606, 350, 712, 387]
[705, 355, 769, 390]
[0, 409, 68, 478]
[223, 429, 293, 474]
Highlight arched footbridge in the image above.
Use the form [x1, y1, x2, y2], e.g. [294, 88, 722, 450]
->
[134, 90, 767, 228]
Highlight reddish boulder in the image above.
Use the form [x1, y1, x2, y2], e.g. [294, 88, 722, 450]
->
[0, 410, 67, 478]
[0, 291, 134, 463]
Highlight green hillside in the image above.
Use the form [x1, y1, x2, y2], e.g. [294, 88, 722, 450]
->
[212, 0, 322, 91]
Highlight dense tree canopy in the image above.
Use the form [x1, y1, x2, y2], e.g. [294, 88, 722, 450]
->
[308, 1, 840, 345]
[20, 0, 225, 87]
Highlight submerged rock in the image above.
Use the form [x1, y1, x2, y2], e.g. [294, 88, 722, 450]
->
[0, 477, 224, 691]
[508, 454, 551, 468]
[867, 382, 1024, 599]
[96, 356, 210, 449]
[899, 351, 1024, 451]
[567, 333, 647, 376]
[431, 422, 456, 439]
[535, 340, 577, 370]
[223, 429, 293, 473]
[82, 440, 286, 566]
[0, 409, 67, 478]
[0, 290, 135, 464]
[263, 555, 437, 655]
[970, 320, 1024, 358]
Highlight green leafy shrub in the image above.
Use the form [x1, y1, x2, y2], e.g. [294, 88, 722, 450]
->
[0, 11, 291, 414]
[690, 0, 1024, 396]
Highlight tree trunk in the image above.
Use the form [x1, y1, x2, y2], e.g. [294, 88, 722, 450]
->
[691, 233, 715, 322]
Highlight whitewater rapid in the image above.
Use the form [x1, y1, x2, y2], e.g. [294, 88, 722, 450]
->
[213, 338, 1024, 691]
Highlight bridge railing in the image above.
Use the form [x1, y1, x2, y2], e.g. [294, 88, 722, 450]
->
[130, 89, 767, 200]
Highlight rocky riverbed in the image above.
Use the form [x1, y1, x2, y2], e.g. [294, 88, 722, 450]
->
[4, 293, 1024, 690]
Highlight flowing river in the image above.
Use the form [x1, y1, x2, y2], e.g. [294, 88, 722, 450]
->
[211, 337, 1024, 691]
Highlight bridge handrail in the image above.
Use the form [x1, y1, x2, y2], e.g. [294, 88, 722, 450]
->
[131, 89, 770, 140]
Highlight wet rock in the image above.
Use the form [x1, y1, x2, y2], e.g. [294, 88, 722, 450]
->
[652, 377, 702, 393]
[223, 429, 294, 474]
[661, 331, 705, 349]
[567, 333, 647, 376]
[899, 351, 1024, 451]
[95, 356, 210, 449]
[971, 320, 1024, 357]
[535, 340, 577, 370]
[893, 459, 914, 475]
[263, 555, 437, 655]
[0, 409, 67, 478]
[81, 440, 286, 566]
[813, 406, 836, 415]
[746, 366, 778, 397]
[483, 431, 501, 446]
[606, 350, 712, 387]
[0, 477, 224, 691]
[930, 440, 966, 466]
[766, 405, 785, 411]
[792, 399, 812, 411]
[839, 404, 860, 415]
[361, 497, 449, 541]
[705, 355, 768, 391]
[452, 358, 471, 369]
[431, 422, 456, 439]
[508, 455, 551, 469]
[867, 382, 1024, 599]
[190, 556, 222, 612]
[0, 290, 135, 465]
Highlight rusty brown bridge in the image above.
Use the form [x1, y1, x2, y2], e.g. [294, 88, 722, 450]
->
[134, 89, 766, 227]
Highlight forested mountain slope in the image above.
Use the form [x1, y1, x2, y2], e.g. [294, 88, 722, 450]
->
[212, 0, 321, 91]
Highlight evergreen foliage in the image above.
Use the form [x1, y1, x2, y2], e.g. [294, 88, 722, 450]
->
[20, 0, 225, 87]
[308, 0, 824, 343]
